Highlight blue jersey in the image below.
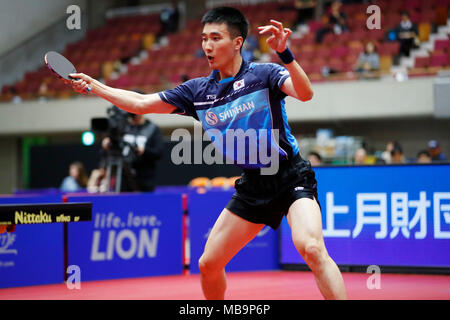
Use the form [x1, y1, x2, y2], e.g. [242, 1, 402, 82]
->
[159, 59, 300, 169]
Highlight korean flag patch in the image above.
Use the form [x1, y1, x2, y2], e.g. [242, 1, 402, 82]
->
[233, 79, 245, 91]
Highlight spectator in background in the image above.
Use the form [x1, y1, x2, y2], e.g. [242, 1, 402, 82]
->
[315, 0, 349, 43]
[60, 161, 88, 192]
[87, 159, 109, 193]
[396, 11, 419, 57]
[428, 140, 446, 162]
[294, 0, 317, 29]
[307, 151, 322, 166]
[355, 41, 380, 78]
[417, 150, 432, 164]
[390, 142, 406, 164]
[381, 141, 394, 164]
[10, 87, 22, 104]
[354, 148, 368, 165]
[158, 1, 180, 38]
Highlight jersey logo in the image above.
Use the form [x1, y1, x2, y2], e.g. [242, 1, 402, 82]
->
[279, 69, 289, 76]
[205, 111, 219, 126]
[233, 79, 245, 91]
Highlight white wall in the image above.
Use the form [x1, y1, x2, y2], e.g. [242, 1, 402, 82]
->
[0, 0, 87, 56]
[0, 77, 436, 135]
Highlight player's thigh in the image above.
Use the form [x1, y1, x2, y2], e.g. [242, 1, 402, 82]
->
[200, 208, 264, 270]
[286, 197, 327, 255]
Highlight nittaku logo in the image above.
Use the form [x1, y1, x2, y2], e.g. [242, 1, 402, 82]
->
[0, 232, 18, 255]
[205, 111, 219, 126]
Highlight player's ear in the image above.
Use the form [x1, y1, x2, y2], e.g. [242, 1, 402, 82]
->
[234, 36, 244, 52]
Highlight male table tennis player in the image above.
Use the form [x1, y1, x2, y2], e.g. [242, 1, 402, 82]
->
[70, 7, 347, 300]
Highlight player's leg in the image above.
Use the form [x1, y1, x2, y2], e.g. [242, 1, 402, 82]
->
[198, 208, 265, 299]
[286, 198, 347, 300]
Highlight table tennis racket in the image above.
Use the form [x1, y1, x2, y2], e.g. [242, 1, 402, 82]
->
[44, 51, 91, 92]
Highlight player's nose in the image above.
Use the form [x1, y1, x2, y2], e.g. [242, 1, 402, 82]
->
[203, 39, 213, 51]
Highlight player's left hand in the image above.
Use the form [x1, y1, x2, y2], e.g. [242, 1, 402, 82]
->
[258, 20, 292, 53]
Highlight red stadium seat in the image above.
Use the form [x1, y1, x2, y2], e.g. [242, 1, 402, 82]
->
[414, 56, 430, 68]
[331, 46, 349, 59]
[430, 52, 449, 67]
[379, 42, 400, 56]
[434, 39, 450, 51]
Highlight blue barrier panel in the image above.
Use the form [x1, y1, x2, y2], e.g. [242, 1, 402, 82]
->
[67, 193, 183, 281]
[189, 189, 279, 274]
[0, 195, 63, 288]
[281, 164, 450, 267]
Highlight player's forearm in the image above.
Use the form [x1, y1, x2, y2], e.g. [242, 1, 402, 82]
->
[89, 79, 146, 114]
[284, 60, 314, 101]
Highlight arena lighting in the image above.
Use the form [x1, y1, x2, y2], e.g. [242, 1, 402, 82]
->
[82, 131, 95, 146]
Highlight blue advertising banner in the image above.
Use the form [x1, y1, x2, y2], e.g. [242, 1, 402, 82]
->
[67, 193, 183, 281]
[0, 195, 63, 288]
[281, 164, 450, 267]
[189, 189, 279, 274]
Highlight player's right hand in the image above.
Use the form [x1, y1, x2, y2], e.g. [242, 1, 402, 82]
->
[69, 73, 92, 94]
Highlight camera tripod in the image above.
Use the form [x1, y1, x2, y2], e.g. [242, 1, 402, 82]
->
[105, 154, 123, 193]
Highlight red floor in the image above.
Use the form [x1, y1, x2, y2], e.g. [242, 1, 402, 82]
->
[0, 271, 449, 300]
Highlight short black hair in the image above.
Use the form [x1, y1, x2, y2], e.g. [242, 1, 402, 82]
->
[417, 150, 430, 158]
[401, 11, 410, 17]
[308, 151, 322, 161]
[201, 6, 249, 42]
[391, 142, 403, 156]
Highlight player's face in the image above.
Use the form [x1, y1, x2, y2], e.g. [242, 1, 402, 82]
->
[201, 23, 241, 70]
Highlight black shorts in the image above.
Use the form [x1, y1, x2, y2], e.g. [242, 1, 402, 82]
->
[226, 153, 319, 230]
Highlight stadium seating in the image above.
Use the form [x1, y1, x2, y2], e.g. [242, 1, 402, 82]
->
[1, 0, 449, 102]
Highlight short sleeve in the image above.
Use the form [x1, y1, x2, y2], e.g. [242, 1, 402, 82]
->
[158, 79, 198, 119]
[266, 63, 290, 99]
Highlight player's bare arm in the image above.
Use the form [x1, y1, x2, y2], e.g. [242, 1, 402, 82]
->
[258, 20, 313, 102]
[69, 73, 177, 114]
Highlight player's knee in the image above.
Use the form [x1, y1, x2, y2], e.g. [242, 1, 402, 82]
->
[198, 254, 222, 276]
[294, 238, 326, 266]
[305, 240, 328, 267]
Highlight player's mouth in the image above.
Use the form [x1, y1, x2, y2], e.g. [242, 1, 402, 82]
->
[207, 55, 214, 63]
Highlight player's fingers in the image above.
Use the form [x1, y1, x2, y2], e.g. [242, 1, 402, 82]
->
[70, 73, 90, 82]
[258, 25, 279, 35]
[266, 35, 276, 45]
[284, 28, 292, 37]
[270, 20, 284, 32]
[71, 80, 86, 93]
[257, 25, 272, 32]
[69, 73, 82, 79]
